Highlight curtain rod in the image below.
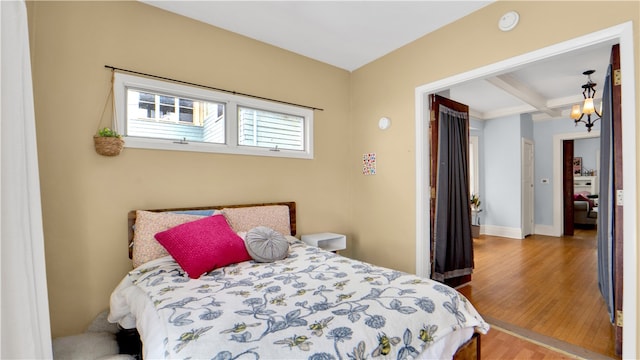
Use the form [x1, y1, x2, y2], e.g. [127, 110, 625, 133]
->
[104, 65, 324, 111]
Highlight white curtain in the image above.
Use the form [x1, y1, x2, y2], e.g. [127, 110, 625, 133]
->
[1, 1, 53, 358]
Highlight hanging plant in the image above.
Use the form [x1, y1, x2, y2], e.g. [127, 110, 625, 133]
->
[94, 127, 124, 156]
[94, 69, 124, 157]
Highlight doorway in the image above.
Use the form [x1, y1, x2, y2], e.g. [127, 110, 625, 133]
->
[414, 22, 636, 357]
[555, 131, 602, 236]
[561, 135, 601, 236]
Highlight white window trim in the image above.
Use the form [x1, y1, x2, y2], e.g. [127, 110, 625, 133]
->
[113, 72, 314, 159]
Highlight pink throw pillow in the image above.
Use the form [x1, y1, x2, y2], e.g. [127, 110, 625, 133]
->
[574, 194, 595, 208]
[155, 215, 251, 279]
[576, 194, 590, 202]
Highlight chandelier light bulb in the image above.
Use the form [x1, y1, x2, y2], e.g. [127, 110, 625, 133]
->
[582, 98, 595, 114]
[570, 104, 582, 120]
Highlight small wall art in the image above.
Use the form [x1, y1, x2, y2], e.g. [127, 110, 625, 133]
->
[573, 157, 582, 176]
[362, 153, 376, 175]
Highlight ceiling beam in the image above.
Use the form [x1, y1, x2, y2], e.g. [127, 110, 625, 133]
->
[487, 73, 563, 118]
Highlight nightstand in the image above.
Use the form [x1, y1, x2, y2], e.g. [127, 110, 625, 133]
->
[301, 233, 346, 252]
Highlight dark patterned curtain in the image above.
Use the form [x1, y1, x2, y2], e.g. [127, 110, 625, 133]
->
[433, 106, 473, 281]
[598, 64, 614, 323]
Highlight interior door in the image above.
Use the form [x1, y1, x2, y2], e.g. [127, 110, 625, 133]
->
[562, 140, 575, 235]
[597, 43, 623, 356]
[429, 94, 471, 287]
[610, 43, 623, 357]
[522, 139, 534, 237]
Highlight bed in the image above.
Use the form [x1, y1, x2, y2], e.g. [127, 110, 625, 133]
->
[109, 201, 488, 359]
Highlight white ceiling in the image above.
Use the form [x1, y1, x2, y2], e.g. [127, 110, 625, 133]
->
[141, 1, 494, 71]
[142, 1, 616, 121]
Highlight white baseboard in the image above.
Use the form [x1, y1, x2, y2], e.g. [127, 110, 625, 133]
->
[534, 224, 559, 237]
[480, 224, 560, 238]
[481, 225, 523, 239]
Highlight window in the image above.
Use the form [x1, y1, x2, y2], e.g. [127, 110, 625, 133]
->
[237, 106, 304, 151]
[126, 88, 225, 144]
[113, 73, 313, 159]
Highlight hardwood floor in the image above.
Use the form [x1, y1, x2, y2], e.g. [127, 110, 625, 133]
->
[481, 325, 577, 359]
[457, 229, 618, 359]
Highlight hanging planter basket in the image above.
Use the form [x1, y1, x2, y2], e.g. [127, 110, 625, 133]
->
[94, 70, 124, 157]
[93, 135, 124, 156]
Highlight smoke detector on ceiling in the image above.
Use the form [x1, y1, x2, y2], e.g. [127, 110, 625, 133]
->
[498, 11, 519, 32]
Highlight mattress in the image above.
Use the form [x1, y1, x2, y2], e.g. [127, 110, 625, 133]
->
[109, 240, 489, 359]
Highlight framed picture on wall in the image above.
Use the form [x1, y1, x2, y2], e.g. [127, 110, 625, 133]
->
[573, 157, 582, 176]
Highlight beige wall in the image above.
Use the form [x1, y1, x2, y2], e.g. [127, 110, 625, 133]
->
[350, 0, 639, 355]
[29, 0, 640, 354]
[28, 1, 352, 337]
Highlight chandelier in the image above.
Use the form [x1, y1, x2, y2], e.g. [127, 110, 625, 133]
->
[570, 70, 601, 132]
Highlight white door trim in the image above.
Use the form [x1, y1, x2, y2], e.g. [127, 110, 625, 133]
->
[414, 21, 636, 358]
[522, 138, 534, 237]
[552, 131, 600, 237]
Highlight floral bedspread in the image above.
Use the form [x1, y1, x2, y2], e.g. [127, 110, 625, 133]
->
[110, 241, 488, 359]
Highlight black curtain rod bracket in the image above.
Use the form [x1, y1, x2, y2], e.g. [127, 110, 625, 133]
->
[104, 65, 323, 112]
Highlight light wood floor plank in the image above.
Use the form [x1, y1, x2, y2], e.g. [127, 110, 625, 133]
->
[457, 229, 618, 359]
[481, 327, 574, 359]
